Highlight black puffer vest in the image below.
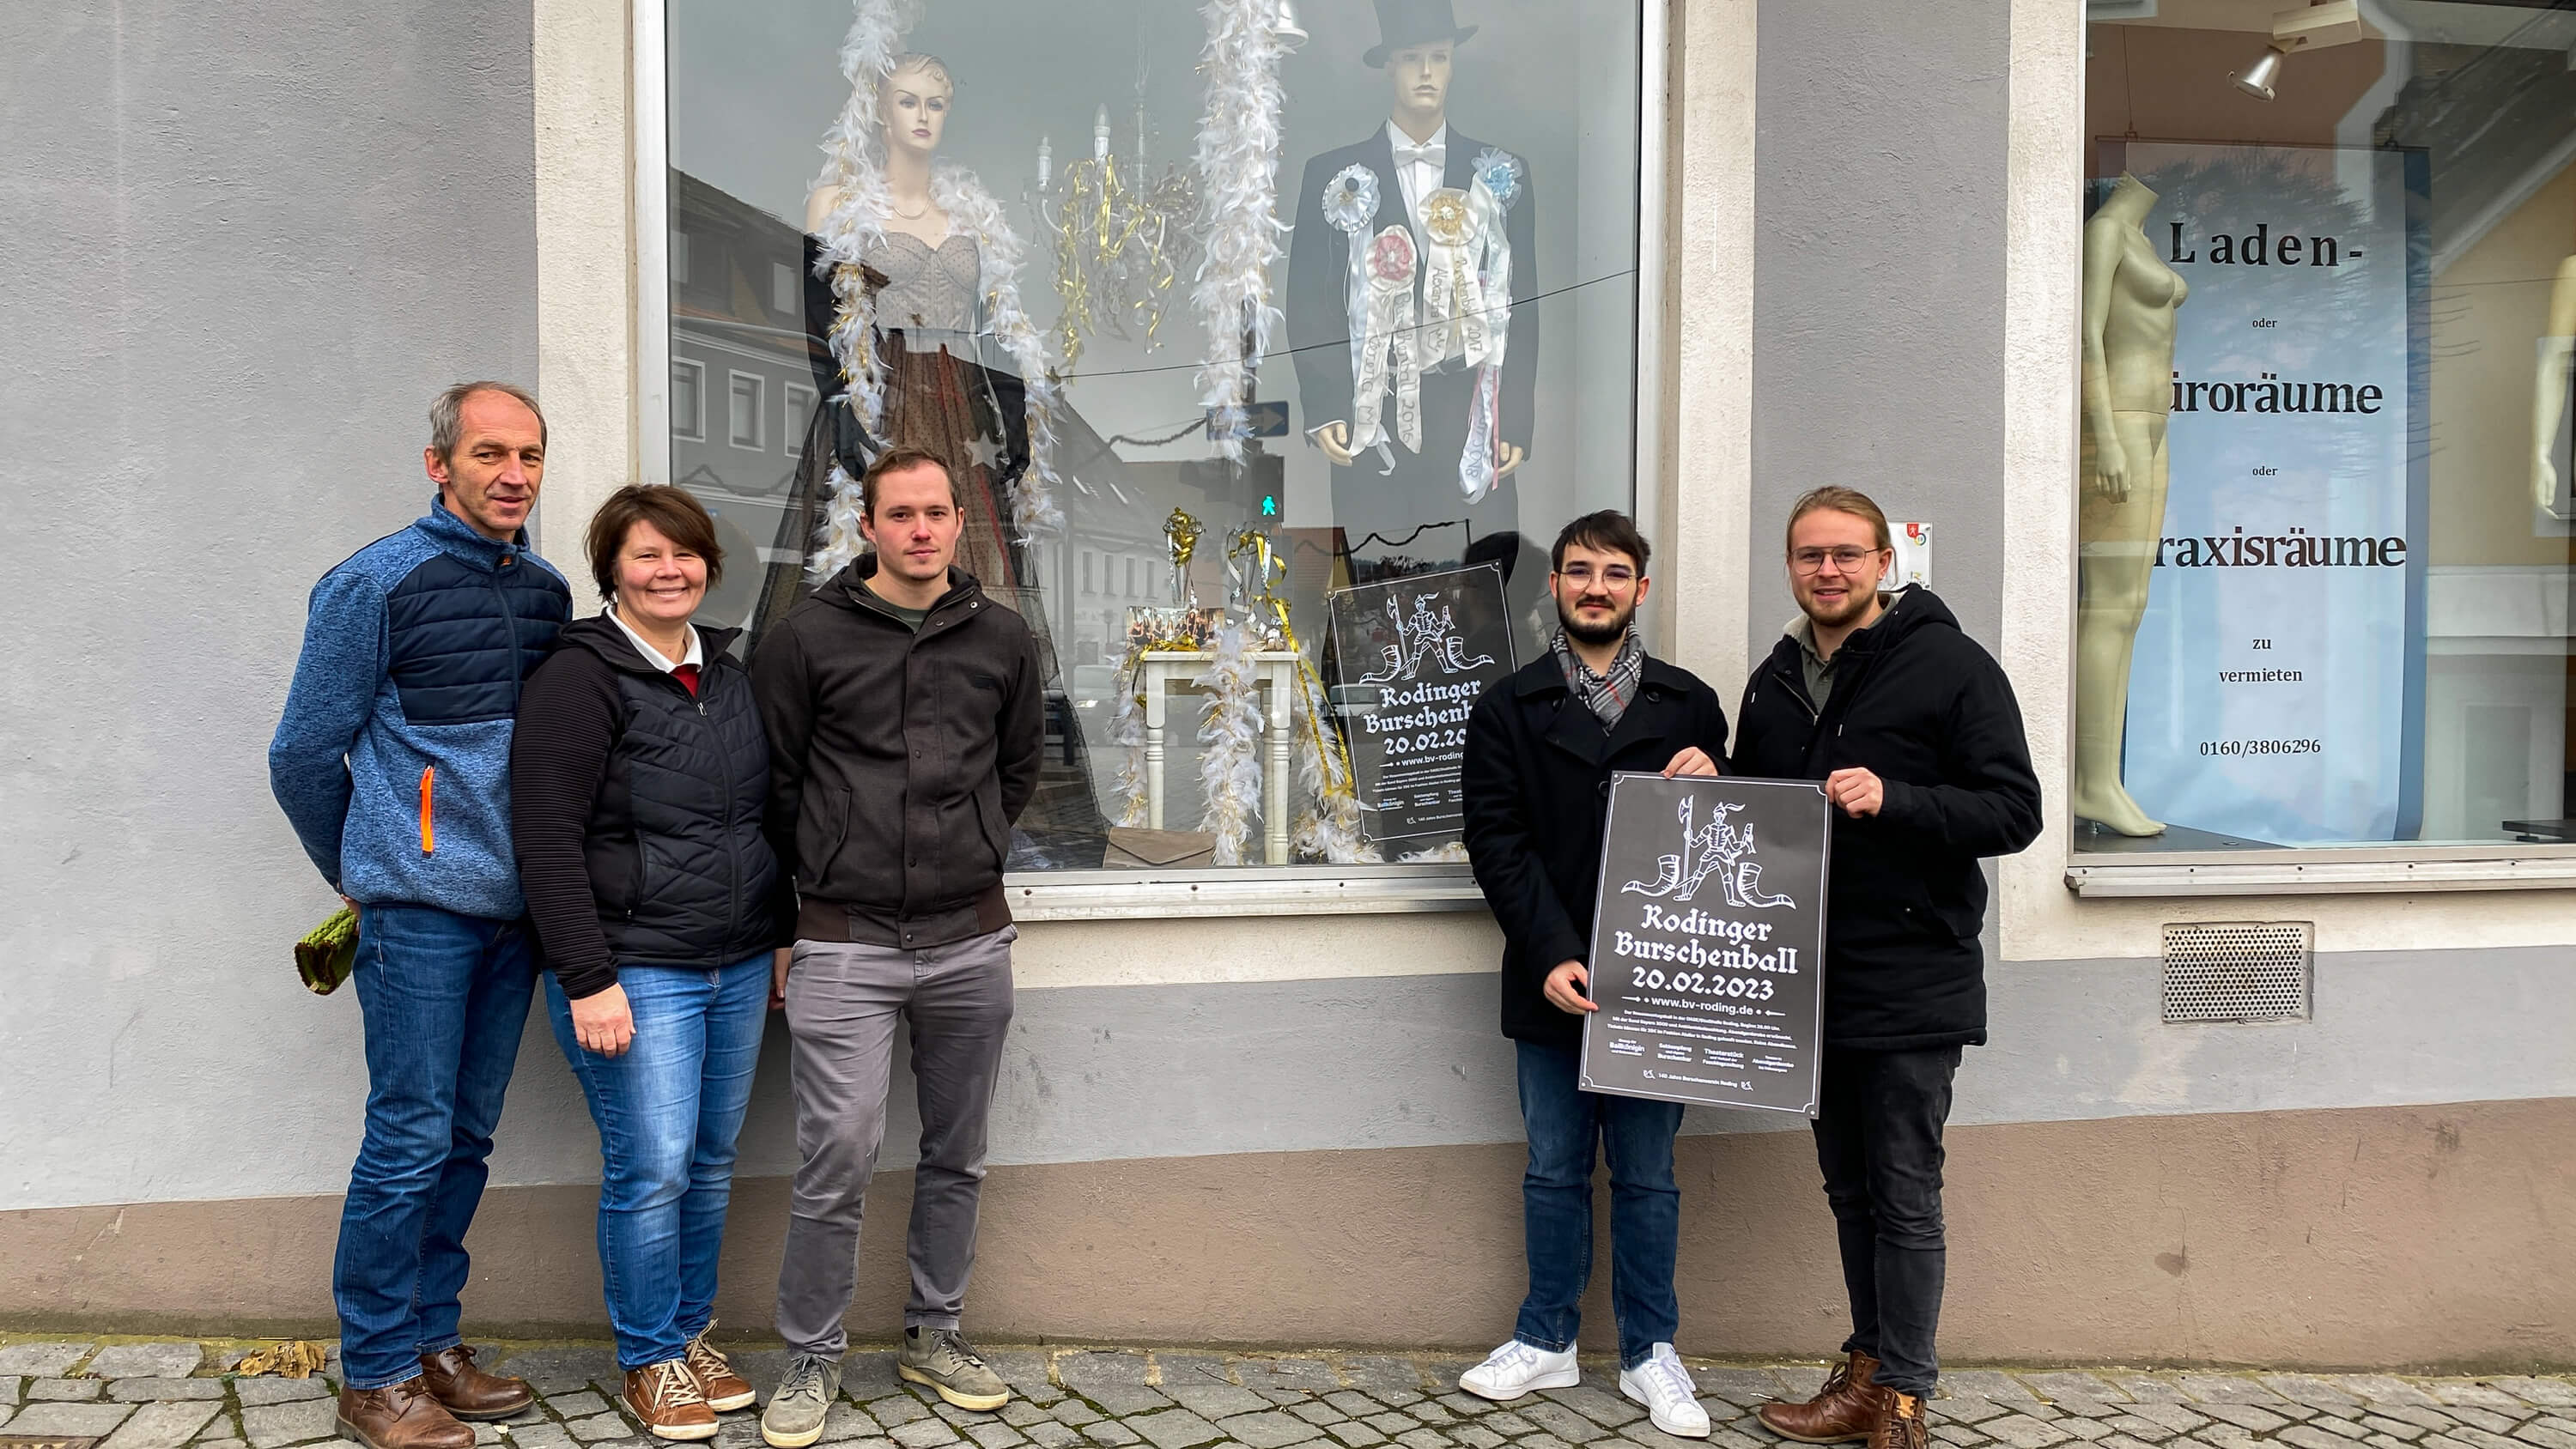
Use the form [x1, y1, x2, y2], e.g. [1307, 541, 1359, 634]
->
[566, 616, 779, 970]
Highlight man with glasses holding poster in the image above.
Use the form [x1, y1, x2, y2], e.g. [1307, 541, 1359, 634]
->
[1730, 488, 2039, 1449]
[1457, 512, 1728, 1438]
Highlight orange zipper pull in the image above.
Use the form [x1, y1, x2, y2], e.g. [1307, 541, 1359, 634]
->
[419, 766, 436, 854]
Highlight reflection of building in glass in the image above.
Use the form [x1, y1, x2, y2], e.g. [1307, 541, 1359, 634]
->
[669, 170, 828, 631]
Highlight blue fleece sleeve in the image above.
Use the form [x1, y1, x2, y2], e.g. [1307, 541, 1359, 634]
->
[269, 567, 388, 890]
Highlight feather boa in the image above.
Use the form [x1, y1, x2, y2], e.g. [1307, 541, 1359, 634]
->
[808, 0, 1063, 581]
[1188, 0, 1290, 461]
[1194, 622, 1266, 865]
[1109, 676, 1150, 830]
[1290, 664, 1380, 865]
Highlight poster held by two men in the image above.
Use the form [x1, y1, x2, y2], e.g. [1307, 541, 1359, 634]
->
[1577, 773, 1834, 1117]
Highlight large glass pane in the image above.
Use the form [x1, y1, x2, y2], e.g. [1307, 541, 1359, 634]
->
[2075, 3, 2576, 852]
[666, 0, 1644, 871]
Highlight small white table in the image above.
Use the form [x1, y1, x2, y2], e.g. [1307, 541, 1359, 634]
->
[1136, 649, 1305, 865]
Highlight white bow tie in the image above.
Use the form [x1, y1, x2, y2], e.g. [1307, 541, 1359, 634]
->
[1391, 139, 1445, 172]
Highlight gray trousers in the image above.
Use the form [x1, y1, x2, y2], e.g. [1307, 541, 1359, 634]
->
[774, 926, 1016, 1355]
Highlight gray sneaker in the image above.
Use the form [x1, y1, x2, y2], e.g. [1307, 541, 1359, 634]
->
[760, 1352, 842, 1449]
[897, 1327, 1010, 1411]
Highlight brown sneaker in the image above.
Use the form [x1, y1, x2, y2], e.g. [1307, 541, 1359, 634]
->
[1868, 1392, 1929, 1449]
[337, 1378, 474, 1449]
[1757, 1352, 1889, 1444]
[625, 1360, 720, 1442]
[418, 1345, 535, 1422]
[684, 1324, 756, 1413]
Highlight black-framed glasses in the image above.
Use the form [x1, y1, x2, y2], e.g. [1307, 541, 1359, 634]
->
[1789, 546, 1886, 575]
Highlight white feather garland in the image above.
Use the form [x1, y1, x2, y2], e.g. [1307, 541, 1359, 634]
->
[807, 0, 1063, 582]
[1289, 665, 1380, 865]
[1194, 622, 1266, 865]
[1109, 678, 1150, 830]
[1188, 0, 1291, 462]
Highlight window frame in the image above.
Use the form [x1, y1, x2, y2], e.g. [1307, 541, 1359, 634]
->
[783, 381, 816, 459]
[670, 358, 706, 442]
[726, 369, 763, 452]
[630, 0, 1678, 919]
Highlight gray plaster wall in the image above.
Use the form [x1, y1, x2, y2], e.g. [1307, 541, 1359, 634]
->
[0, 3, 538, 1204]
[13, 942, 2574, 1212]
[1749, 0, 2012, 654]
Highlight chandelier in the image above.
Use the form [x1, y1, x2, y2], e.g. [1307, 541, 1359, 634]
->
[1034, 99, 1197, 369]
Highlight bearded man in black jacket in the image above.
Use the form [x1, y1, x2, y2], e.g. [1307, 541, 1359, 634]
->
[1733, 488, 2040, 1449]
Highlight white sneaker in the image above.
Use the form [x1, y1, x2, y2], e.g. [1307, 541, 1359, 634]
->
[1458, 1339, 1580, 1401]
[1619, 1344, 1710, 1439]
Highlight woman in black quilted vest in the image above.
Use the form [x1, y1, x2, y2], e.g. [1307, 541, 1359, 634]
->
[510, 484, 783, 1442]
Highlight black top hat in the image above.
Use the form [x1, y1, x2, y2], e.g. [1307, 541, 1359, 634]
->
[1363, 0, 1477, 68]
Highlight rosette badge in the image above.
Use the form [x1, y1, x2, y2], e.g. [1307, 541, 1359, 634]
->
[1324, 165, 1381, 234]
[1421, 189, 1472, 247]
[1368, 227, 1419, 284]
[1473, 147, 1522, 211]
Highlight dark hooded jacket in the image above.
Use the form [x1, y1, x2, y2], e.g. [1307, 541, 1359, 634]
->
[1727, 585, 2042, 1051]
[749, 558, 1044, 951]
[1462, 652, 1732, 1047]
[511, 614, 785, 999]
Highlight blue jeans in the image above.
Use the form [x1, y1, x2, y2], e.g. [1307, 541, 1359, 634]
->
[336, 906, 538, 1391]
[1514, 1038, 1686, 1370]
[545, 956, 770, 1369]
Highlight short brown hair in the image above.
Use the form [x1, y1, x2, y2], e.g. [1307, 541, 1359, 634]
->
[1784, 486, 1893, 554]
[861, 446, 956, 518]
[586, 484, 723, 602]
[1551, 510, 1650, 575]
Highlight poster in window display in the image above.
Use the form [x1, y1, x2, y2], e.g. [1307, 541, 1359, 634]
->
[1326, 562, 1515, 847]
[2099, 141, 2428, 844]
[1577, 773, 1830, 1117]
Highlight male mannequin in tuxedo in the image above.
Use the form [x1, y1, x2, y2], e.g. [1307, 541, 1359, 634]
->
[1285, 0, 1535, 576]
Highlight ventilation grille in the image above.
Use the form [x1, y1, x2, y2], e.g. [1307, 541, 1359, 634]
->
[2160, 921, 2312, 1022]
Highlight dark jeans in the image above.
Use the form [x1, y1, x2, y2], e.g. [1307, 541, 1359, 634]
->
[544, 955, 770, 1370]
[1514, 1039, 1685, 1370]
[336, 906, 538, 1391]
[1811, 1045, 1962, 1397]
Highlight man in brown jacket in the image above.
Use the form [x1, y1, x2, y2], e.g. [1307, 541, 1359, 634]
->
[749, 447, 1042, 1444]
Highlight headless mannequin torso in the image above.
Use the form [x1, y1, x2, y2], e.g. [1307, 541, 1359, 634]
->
[2074, 173, 2187, 837]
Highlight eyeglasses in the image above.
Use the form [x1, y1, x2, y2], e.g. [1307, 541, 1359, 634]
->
[1789, 546, 1886, 575]
[1558, 563, 1636, 588]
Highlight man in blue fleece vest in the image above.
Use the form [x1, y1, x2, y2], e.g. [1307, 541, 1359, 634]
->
[270, 382, 570, 1449]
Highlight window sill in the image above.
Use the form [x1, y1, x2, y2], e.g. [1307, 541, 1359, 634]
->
[1005, 862, 1489, 921]
[2065, 847, 2576, 897]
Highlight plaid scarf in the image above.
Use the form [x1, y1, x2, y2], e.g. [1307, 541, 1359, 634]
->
[1552, 626, 1644, 728]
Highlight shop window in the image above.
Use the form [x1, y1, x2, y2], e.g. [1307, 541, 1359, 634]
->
[661, 0, 1649, 876]
[2077, 3, 2576, 855]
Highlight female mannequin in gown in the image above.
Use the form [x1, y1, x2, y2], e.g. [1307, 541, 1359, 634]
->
[2075, 173, 2187, 837]
[759, 12, 1096, 860]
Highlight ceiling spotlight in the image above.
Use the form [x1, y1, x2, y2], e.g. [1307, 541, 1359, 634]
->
[2233, 44, 2287, 100]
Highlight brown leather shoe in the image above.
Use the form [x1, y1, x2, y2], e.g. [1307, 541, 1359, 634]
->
[337, 1378, 475, 1449]
[625, 1361, 719, 1442]
[418, 1344, 535, 1422]
[683, 1324, 756, 1413]
[1757, 1352, 1890, 1444]
[1868, 1393, 1929, 1449]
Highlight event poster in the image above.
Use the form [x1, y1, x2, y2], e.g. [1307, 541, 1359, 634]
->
[1577, 773, 1830, 1116]
[2105, 141, 2427, 842]
[1326, 564, 1516, 848]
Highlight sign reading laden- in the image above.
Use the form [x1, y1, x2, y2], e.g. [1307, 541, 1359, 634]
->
[1326, 563, 1516, 847]
[1579, 773, 1832, 1116]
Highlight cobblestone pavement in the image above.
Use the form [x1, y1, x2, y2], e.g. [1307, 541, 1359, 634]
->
[3, 1341, 2572, 1449]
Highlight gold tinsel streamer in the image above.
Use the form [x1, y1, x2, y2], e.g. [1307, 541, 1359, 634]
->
[1224, 530, 1365, 844]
